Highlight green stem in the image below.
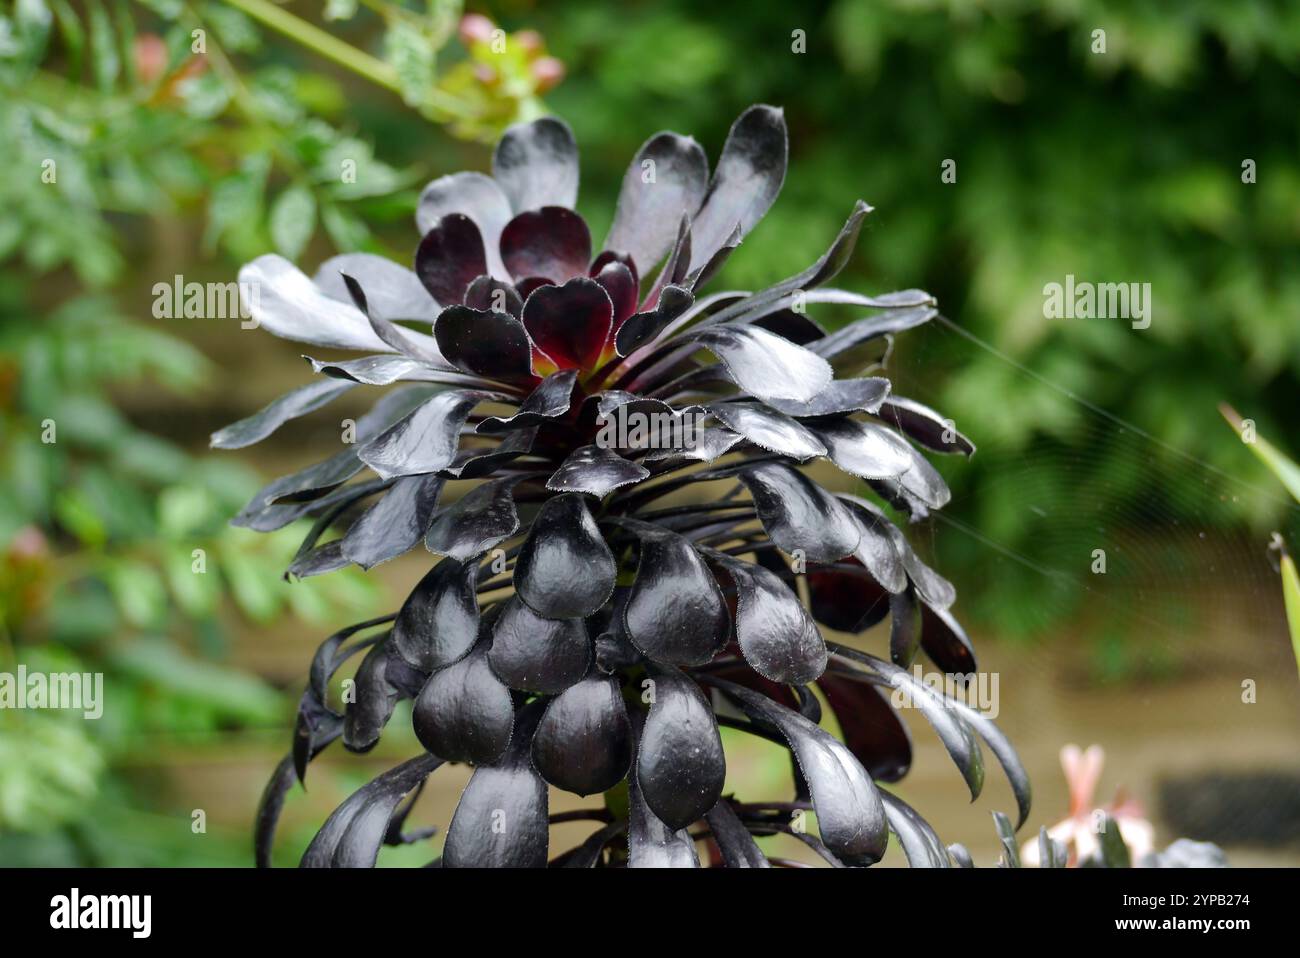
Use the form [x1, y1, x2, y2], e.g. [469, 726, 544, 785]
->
[220, 0, 403, 94]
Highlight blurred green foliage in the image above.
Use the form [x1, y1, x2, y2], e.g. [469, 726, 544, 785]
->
[0, 0, 554, 863]
[515, 0, 1300, 637]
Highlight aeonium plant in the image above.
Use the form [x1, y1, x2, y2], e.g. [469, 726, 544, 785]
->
[220, 105, 1031, 868]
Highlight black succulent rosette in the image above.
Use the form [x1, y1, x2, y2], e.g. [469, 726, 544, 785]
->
[224, 105, 1030, 868]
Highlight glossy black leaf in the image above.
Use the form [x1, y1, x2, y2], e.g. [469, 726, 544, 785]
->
[305, 354, 434, 386]
[301, 753, 442, 868]
[443, 702, 549, 868]
[340, 473, 444, 570]
[704, 801, 770, 868]
[531, 673, 632, 796]
[707, 402, 826, 460]
[766, 378, 891, 418]
[488, 595, 591, 694]
[546, 444, 650, 497]
[339, 273, 448, 367]
[211, 378, 356, 450]
[343, 639, 403, 753]
[628, 741, 700, 869]
[737, 462, 860, 563]
[688, 104, 786, 273]
[433, 306, 532, 379]
[809, 417, 915, 480]
[392, 557, 480, 671]
[890, 586, 923, 667]
[881, 791, 950, 868]
[623, 525, 730, 666]
[424, 476, 520, 561]
[714, 553, 826, 684]
[829, 645, 985, 803]
[809, 306, 937, 363]
[877, 396, 975, 456]
[314, 252, 440, 321]
[492, 116, 579, 212]
[838, 495, 908, 593]
[514, 494, 616, 619]
[606, 132, 709, 274]
[239, 254, 405, 353]
[412, 639, 513, 765]
[693, 325, 832, 403]
[637, 664, 725, 830]
[614, 285, 694, 356]
[358, 389, 497, 480]
[704, 676, 888, 866]
[476, 369, 577, 433]
[286, 540, 350, 580]
[945, 696, 1032, 829]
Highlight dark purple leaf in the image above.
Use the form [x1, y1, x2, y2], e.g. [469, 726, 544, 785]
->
[476, 369, 577, 433]
[415, 171, 512, 278]
[890, 586, 923, 667]
[358, 389, 498, 480]
[415, 214, 488, 306]
[500, 206, 592, 283]
[703, 675, 887, 866]
[705, 801, 769, 868]
[521, 277, 613, 372]
[881, 791, 950, 868]
[828, 645, 984, 803]
[921, 601, 976, 675]
[877, 396, 975, 456]
[343, 639, 403, 752]
[806, 562, 892, 632]
[464, 275, 524, 317]
[816, 667, 912, 782]
[593, 260, 639, 327]
[713, 553, 826, 684]
[613, 285, 694, 356]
